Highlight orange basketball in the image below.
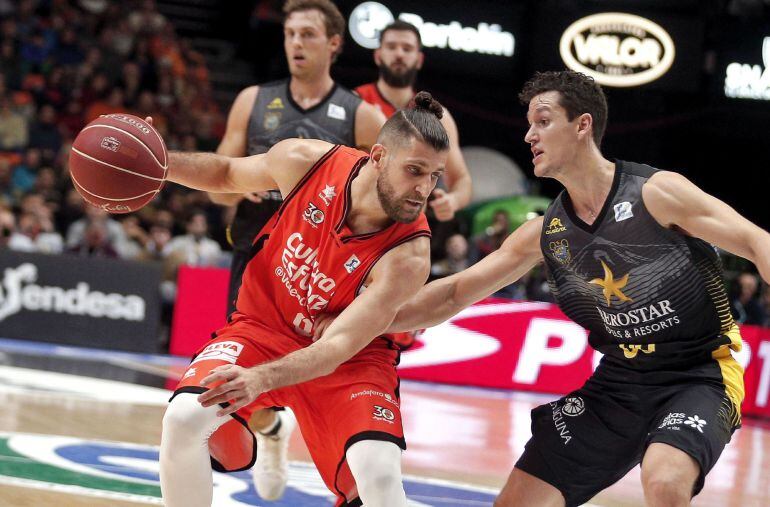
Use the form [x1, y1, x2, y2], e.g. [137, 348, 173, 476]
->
[69, 113, 168, 214]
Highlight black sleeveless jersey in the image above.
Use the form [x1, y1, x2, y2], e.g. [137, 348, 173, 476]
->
[229, 79, 362, 251]
[541, 160, 740, 371]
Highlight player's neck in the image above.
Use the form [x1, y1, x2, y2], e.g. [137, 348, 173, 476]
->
[289, 73, 335, 109]
[560, 149, 615, 224]
[346, 162, 392, 234]
[376, 78, 415, 109]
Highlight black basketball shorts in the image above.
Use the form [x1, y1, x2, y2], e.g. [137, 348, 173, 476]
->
[515, 359, 742, 507]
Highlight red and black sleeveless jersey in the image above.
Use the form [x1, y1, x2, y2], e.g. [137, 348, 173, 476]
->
[354, 83, 398, 119]
[235, 145, 431, 341]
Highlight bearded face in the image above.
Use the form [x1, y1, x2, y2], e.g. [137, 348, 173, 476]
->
[376, 30, 422, 89]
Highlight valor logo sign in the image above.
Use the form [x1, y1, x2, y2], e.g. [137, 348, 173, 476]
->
[559, 12, 675, 87]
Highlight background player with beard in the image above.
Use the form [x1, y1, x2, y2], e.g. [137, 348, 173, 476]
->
[159, 93, 449, 507]
[355, 21, 472, 224]
[355, 20, 472, 349]
[205, 0, 386, 499]
[320, 71, 770, 507]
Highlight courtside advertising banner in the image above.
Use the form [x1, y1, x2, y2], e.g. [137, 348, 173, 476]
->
[0, 250, 161, 352]
[171, 268, 770, 419]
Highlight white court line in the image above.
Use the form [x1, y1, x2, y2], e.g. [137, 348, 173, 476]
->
[0, 475, 162, 504]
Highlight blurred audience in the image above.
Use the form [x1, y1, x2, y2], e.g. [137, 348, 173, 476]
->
[431, 234, 470, 279]
[731, 272, 768, 325]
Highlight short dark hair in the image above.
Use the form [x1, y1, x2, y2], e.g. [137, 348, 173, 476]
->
[377, 91, 449, 152]
[518, 71, 608, 147]
[283, 0, 345, 58]
[379, 20, 422, 48]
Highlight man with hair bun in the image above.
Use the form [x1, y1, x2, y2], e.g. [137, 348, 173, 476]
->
[158, 92, 449, 507]
[207, 0, 386, 497]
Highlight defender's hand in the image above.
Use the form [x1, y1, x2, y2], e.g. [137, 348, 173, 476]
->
[198, 364, 267, 416]
[429, 189, 457, 222]
[312, 312, 340, 341]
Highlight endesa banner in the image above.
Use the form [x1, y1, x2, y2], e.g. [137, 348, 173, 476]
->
[0, 250, 161, 352]
[171, 268, 770, 419]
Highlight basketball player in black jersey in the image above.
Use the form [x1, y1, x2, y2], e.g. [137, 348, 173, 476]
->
[319, 71, 770, 506]
[206, 0, 385, 500]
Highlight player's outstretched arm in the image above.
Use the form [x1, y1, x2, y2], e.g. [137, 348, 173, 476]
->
[196, 238, 431, 416]
[643, 171, 770, 284]
[208, 85, 258, 206]
[166, 138, 333, 198]
[389, 216, 544, 332]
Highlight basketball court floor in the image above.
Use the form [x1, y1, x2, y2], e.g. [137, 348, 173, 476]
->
[0, 337, 768, 507]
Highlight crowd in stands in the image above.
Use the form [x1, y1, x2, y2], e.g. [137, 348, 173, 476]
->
[0, 0, 768, 332]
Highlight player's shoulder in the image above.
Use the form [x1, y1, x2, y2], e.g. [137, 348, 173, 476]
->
[270, 138, 337, 167]
[353, 82, 376, 95]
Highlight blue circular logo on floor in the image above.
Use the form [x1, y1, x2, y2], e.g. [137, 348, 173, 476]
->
[0, 433, 497, 506]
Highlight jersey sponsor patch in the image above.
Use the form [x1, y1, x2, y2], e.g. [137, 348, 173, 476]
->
[327, 103, 347, 121]
[344, 254, 361, 273]
[191, 341, 244, 365]
[545, 217, 567, 235]
[302, 202, 325, 228]
[267, 97, 284, 110]
[614, 201, 634, 222]
[319, 184, 336, 206]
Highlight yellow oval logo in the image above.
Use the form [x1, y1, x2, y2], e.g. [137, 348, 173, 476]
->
[559, 12, 675, 87]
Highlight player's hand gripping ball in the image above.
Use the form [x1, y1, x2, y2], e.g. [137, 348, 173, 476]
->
[69, 114, 167, 213]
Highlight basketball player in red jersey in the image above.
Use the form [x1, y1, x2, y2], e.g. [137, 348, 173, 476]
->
[355, 20, 472, 223]
[207, 1, 386, 498]
[159, 93, 449, 507]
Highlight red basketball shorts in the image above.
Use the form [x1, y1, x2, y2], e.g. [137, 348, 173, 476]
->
[171, 316, 405, 506]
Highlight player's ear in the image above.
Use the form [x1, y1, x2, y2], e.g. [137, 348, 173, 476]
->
[374, 48, 382, 66]
[328, 33, 342, 55]
[370, 144, 386, 168]
[576, 113, 593, 141]
[416, 51, 424, 70]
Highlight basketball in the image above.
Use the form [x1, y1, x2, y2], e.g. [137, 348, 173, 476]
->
[69, 113, 168, 214]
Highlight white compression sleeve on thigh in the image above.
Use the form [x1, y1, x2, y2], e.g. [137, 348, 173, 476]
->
[346, 440, 407, 507]
[160, 393, 227, 507]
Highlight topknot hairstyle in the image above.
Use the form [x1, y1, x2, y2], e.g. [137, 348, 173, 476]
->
[376, 91, 448, 151]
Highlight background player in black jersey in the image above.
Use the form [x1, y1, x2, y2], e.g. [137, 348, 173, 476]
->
[318, 71, 770, 506]
[205, 0, 385, 500]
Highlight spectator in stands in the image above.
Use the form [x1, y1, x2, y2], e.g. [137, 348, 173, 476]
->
[8, 209, 64, 254]
[731, 271, 768, 325]
[12, 147, 42, 195]
[67, 219, 119, 258]
[66, 203, 129, 258]
[472, 209, 512, 262]
[128, 0, 167, 35]
[431, 234, 470, 279]
[141, 223, 172, 262]
[761, 284, 770, 328]
[29, 103, 63, 155]
[0, 97, 28, 150]
[0, 207, 14, 248]
[84, 87, 125, 123]
[53, 26, 85, 66]
[0, 159, 13, 203]
[33, 166, 61, 202]
[164, 209, 222, 267]
[120, 214, 149, 260]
